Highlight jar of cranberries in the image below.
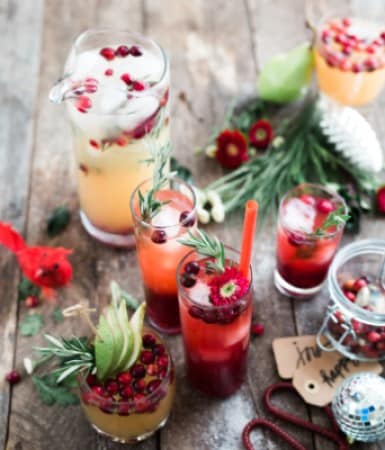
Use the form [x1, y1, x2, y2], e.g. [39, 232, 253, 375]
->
[317, 240, 385, 361]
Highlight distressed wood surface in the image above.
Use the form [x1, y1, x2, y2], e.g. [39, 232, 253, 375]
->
[1, 0, 385, 449]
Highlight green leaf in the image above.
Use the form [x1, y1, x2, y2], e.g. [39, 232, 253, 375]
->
[20, 313, 44, 337]
[52, 307, 64, 323]
[258, 43, 314, 103]
[32, 374, 79, 407]
[18, 276, 40, 301]
[47, 206, 71, 237]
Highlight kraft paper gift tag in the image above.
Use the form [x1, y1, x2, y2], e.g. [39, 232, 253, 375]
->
[272, 335, 383, 407]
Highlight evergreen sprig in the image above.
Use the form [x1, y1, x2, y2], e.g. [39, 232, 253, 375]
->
[178, 230, 225, 272]
[314, 206, 350, 236]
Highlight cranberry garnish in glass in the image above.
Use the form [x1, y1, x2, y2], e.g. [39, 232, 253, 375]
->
[275, 183, 348, 299]
[131, 176, 197, 334]
[177, 234, 253, 397]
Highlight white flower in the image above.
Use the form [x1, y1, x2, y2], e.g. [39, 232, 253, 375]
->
[23, 357, 35, 375]
[272, 136, 284, 148]
[197, 207, 211, 224]
[188, 186, 226, 224]
[211, 204, 225, 223]
[205, 144, 217, 158]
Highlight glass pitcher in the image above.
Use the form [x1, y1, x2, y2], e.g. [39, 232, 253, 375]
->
[50, 29, 170, 247]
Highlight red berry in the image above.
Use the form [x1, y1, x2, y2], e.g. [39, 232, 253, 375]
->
[104, 68, 113, 76]
[130, 364, 146, 379]
[134, 393, 149, 412]
[147, 379, 161, 394]
[317, 199, 336, 214]
[91, 385, 105, 397]
[132, 80, 146, 91]
[339, 59, 351, 71]
[251, 323, 264, 337]
[376, 185, 385, 213]
[184, 261, 200, 275]
[366, 46, 376, 54]
[120, 385, 134, 399]
[115, 45, 130, 57]
[129, 45, 142, 56]
[352, 63, 362, 73]
[89, 139, 99, 149]
[179, 210, 195, 227]
[99, 47, 115, 60]
[367, 331, 381, 343]
[180, 272, 197, 288]
[142, 334, 156, 348]
[25, 295, 39, 308]
[99, 398, 114, 414]
[299, 194, 315, 205]
[134, 379, 146, 392]
[6, 370, 21, 385]
[342, 18, 351, 27]
[352, 319, 365, 334]
[141, 350, 155, 365]
[118, 403, 131, 416]
[84, 82, 98, 93]
[153, 344, 165, 356]
[86, 374, 98, 386]
[344, 290, 356, 302]
[157, 355, 169, 370]
[147, 364, 159, 376]
[76, 95, 92, 113]
[117, 371, 132, 385]
[115, 136, 127, 146]
[120, 73, 132, 85]
[353, 278, 367, 291]
[106, 380, 119, 395]
[151, 230, 167, 244]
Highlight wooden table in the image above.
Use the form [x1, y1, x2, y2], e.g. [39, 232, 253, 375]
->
[1, 1, 385, 449]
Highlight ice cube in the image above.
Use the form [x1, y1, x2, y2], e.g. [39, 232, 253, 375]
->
[283, 198, 315, 233]
[188, 280, 211, 306]
[99, 87, 128, 114]
[117, 96, 159, 131]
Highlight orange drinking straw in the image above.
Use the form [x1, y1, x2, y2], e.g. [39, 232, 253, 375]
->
[239, 200, 258, 279]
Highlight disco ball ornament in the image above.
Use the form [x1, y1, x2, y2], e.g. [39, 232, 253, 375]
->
[332, 372, 385, 443]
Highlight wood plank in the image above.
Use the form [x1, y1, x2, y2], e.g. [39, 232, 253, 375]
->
[6, 1, 155, 449]
[0, 1, 45, 449]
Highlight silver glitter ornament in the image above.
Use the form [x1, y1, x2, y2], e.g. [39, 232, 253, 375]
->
[332, 372, 385, 443]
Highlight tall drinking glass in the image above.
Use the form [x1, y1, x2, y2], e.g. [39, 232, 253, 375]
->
[50, 29, 170, 247]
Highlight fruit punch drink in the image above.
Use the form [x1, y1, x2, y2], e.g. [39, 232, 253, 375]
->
[177, 243, 253, 397]
[50, 29, 170, 247]
[314, 16, 385, 106]
[275, 184, 348, 299]
[131, 176, 197, 334]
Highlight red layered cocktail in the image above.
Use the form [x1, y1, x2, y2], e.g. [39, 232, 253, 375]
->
[177, 243, 253, 397]
[275, 183, 348, 299]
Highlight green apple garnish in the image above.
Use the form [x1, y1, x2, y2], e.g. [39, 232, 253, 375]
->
[122, 302, 145, 370]
[114, 300, 134, 372]
[94, 315, 115, 381]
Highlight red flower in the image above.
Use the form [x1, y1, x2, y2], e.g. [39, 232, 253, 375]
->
[0, 222, 73, 293]
[377, 185, 385, 213]
[215, 129, 248, 169]
[209, 267, 249, 306]
[248, 119, 273, 150]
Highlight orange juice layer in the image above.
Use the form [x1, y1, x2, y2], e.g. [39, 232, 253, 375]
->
[80, 382, 175, 442]
[75, 125, 169, 233]
[135, 190, 195, 294]
[314, 49, 385, 106]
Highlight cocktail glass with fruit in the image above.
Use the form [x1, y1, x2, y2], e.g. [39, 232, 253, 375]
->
[36, 283, 175, 444]
[50, 29, 170, 247]
[131, 170, 197, 334]
[177, 204, 257, 397]
[275, 183, 348, 299]
[314, 15, 385, 106]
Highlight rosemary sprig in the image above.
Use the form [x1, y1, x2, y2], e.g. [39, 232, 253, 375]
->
[34, 335, 95, 384]
[178, 229, 225, 272]
[314, 206, 350, 236]
[138, 140, 174, 221]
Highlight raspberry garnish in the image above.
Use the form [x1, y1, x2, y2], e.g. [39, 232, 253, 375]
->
[209, 267, 249, 306]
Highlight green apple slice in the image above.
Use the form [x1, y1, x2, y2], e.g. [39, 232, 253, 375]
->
[105, 306, 125, 374]
[94, 315, 115, 381]
[122, 302, 146, 370]
[114, 300, 134, 372]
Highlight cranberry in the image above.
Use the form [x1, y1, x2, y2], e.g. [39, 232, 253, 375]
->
[299, 194, 315, 205]
[344, 290, 356, 302]
[120, 73, 132, 85]
[115, 45, 130, 57]
[134, 379, 146, 392]
[142, 333, 156, 348]
[153, 344, 165, 356]
[118, 403, 131, 416]
[352, 319, 365, 334]
[132, 80, 146, 91]
[342, 45, 352, 56]
[151, 230, 167, 244]
[179, 210, 195, 227]
[106, 380, 119, 395]
[317, 199, 335, 214]
[157, 355, 168, 370]
[131, 364, 146, 379]
[342, 18, 351, 27]
[367, 331, 381, 343]
[366, 46, 376, 54]
[334, 310, 345, 323]
[202, 310, 217, 324]
[91, 385, 105, 397]
[99, 47, 115, 60]
[381, 32, 385, 41]
[360, 344, 379, 359]
[339, 60, 351, 71]
[140, 350, 155, 365]
[76, 95, 92, 113]
[120, 385, 134, 399]
[134, 393, 149, 412]
[86, 374, 98, 386]
[251, 323, 265, 337]
[6, 370, 21, 385]
[84, 83, 98, 93]
[25, 295, 39, 308]
[180, 272, 196, 288]
[129, 45, 142, 56]
[352, 63, 362, 73]
[100, 398, 114, 414]
[184, 261, 200, 275]
[188, 305, 204, 319]
[364, 58, 376, 71]
[287, 231, 306, 247]
[147, 379, 161, 394]
[89, 139, 99, 149]
[117, 371, 132, 385]
[147, 364, 159, 376]
[116, 136, 127, 146]
[353, 278, 367, 291]
[104, 68, 113, 76]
